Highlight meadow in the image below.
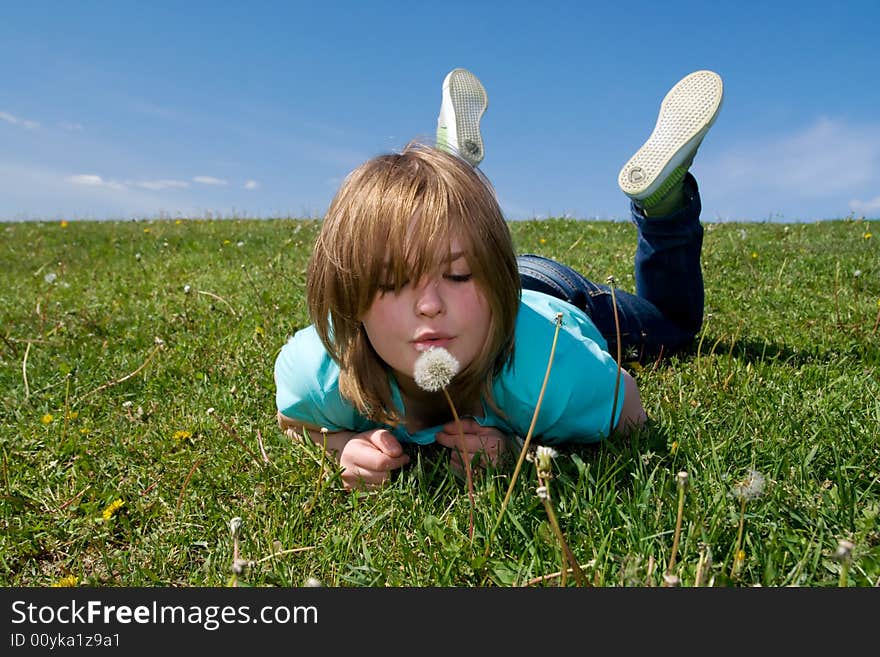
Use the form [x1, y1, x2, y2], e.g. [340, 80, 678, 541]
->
[0, 216, 877, 587]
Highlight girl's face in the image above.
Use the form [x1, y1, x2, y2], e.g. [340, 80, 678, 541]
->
[361, 238, 492, 393]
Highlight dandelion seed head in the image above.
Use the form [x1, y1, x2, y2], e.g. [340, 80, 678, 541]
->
[183, 284, 191, 294]
[413, 347, 459, 392]
[535, 446, 558, 472]
[834, 539, 855, 562]
[44, 272, 57, 284]
[677, 471, 689, 488]
[663, 573, 681, 587]
[231, 558, 251, 575]
[304, 577, 323, 587]
[229, 516, 242, 538]
[731, 469, 766, 502]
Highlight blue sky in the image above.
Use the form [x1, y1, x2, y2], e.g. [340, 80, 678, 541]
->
[2, 0, 878, 222]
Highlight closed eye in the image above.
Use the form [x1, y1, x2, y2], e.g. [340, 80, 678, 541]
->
[444, 273, 472, 283]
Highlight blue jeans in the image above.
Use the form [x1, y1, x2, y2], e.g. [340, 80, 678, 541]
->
[518, 173, 704, 361]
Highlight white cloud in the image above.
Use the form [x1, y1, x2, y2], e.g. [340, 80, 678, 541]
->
[244, 180, 260, 190]
[707, 117, 880, 197]
[66, 174, 125, 190]
[134, 179, 190, 190]
[0, 111, 39, 130]
[697, 116, 880, 220]
[849, 196, 880, 214]
[193, 176, 228, 186]
[59, 121, 84, 132]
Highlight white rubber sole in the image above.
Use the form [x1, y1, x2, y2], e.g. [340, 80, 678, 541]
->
[618, 70, 723, 200]
[437, 68, 488, 167]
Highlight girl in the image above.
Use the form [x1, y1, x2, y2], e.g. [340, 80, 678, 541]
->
[275, 68, 723, 490]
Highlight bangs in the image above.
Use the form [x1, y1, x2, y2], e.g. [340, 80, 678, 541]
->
[376, 210, 472, 294]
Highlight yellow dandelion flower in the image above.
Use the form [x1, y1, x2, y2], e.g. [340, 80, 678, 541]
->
[41, 413, 54, 425]
[751, 251, 758, 259]
[864, 232, 872, 240]
[539, 238, 547, 244]
[223, 239, 231, 245]
[51, 575, 79, 587]
[670, 441, 679, 454]
[175, 219, 182, 225]
[60, 220, 69, 228]
[101, 499, 124, 521]
[66, 411, 79, 420]
[79, 427, 90, 435]
[172, 430, 192, 441]
[143, 227, 151, 233]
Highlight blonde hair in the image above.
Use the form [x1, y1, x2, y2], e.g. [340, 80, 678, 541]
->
[307, 142, 521, 425]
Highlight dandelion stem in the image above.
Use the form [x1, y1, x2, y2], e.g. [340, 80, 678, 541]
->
[196, 289, 240, 318]
[253, 546, 317, 565]
[485, 313, 564, 558]
[208, 410, 263, 467]
[606, 277, 623, 436]
[22, 341, 31, 400]
[520, 563, 594, 586]
[538, 472, 588, 586]
[176, 457, 204, 511]
[667, 473, 687, 576]
[442, 388, 475, 540]
[730, 496, 747, 580]
[79, 342, 163, 401]
[61, 375, 71, 445]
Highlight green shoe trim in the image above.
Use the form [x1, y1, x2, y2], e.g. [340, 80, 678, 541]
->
[641, 165, 688, 210]
[436, 125, 449, 152]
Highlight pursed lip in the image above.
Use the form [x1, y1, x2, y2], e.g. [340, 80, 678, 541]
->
[411, 332, 454, 351]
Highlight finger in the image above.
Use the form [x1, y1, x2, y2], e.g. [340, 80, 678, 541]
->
[436, 430, 492, 454]
[367, 429, 404, 458]
[342, 465, 388, 491]
[441, 418, 481, 435]
[356, 447, 410, 473]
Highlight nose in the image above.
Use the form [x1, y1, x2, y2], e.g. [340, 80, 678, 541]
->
[414, 278, 444, 317]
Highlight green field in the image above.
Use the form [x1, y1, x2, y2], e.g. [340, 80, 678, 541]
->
[1, 216, 877, 587]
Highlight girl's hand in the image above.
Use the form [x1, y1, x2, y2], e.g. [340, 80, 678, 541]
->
[435, 418, 509, 472]
[339, 429, 410, 491]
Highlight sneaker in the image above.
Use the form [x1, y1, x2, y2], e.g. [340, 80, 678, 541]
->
[436, 68, 488, 167]
[618, 70, 723, 208]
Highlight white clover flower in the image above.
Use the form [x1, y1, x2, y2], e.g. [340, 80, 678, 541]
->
[413, 347, 460, 392]
[44, 272, 57, 284]
[535, 446, 558, 472]
[731, 469, 766, 502]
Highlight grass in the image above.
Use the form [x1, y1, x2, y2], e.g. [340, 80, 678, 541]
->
[0, 215, 877, 587]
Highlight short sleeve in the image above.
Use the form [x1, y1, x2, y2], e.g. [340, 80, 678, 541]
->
[493, 293, 626, 445]
[274, 325, 373, 434]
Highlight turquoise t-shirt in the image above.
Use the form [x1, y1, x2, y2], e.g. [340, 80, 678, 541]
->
[274, 289, 625, 445]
